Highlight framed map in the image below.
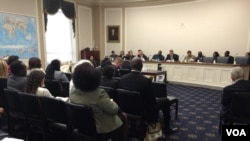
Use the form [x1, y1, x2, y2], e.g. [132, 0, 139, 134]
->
[0, 12, 38, 59]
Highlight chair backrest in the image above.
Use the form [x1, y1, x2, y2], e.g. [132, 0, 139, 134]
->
[44, 79, 63, 97]
[18, 92, 42, 120]
[216, 57, 229, 64]
[116, 89, 143, 116]
[99, 86, 117, 101]
[39, 96, 67, 124]
[119, 69, 131, 76]
[61, 81, 69, 97]
[235, 56, 249, 65]
[230, 92, 250, 118]
[4, 88, 22, 114]
[203, 57, 213, 63]
[152, 82, 167, 98]
[0, 78, 7, 108]
[65, 102, 97, 139]
[64, 73, 72, 81]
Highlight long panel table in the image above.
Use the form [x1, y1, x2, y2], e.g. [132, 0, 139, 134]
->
[142, 61, 250, 89]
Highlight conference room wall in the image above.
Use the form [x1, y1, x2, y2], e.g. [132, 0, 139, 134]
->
[104, 0, 250, 59]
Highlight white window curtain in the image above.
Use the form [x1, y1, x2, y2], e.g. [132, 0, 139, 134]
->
[45, 9, 76, 64]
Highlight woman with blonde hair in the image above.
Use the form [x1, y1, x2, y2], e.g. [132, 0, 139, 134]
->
[0, 59, 8, 78]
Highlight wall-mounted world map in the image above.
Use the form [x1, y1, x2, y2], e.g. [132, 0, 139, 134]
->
[0, 12, 38, 59]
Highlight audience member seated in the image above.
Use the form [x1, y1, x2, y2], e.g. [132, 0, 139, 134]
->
[112, 57, 124, 77]
[100, 57, 112, 68]
[212, 51, 220, 63]
[118, 57, 177, 134]
[110, 50, 118, 60]
[220, 66, 250, 124]
[125, 50, 135, 60]
[26, 70, 53, 97]
[121, 60, 131, 70]
[195, 51, 205, 62]
[7, 60, 27, 92]
[152, 50, 165, 61]
[45, 59, 69, 82]
[224, 51, 234, 64]
[165, 49, 179, 62]
[69, 59, 93, 95]
[183, 50, 195, 62]
[137, 49, 149, 61]
[26, 70, 68, 101]
[100, 65, 119, 88]
[27, 57, 45, 75]
[0, 59, 8, 120]
[89, 55, 97, 68]
[70, 62, 128, 141]
[6, 55, 19, 75]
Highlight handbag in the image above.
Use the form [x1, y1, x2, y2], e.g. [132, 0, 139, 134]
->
[144, 122, 164, 141]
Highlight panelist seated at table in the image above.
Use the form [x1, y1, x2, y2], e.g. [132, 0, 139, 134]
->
[224, 51, 234, 64]
[152, 50, 165, 61]
[165, 49, 179, 62]
[195, 51, 205, 62]
[183, 50, 195, 62]
[137, 49, 149, 61]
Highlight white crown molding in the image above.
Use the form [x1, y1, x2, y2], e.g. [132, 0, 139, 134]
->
[75, 0, 197, 7]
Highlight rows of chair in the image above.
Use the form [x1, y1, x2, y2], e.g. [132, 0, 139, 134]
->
[3, 88, 102, 141]
[99, 81, 179, 140]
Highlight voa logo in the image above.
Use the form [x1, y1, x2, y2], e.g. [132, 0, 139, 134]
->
[226, 129, 246, 136]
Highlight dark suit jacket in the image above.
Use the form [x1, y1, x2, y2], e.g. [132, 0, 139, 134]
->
[221, 80, 250, 122]
[166, 54, 179, 61]
[152, 54, 165, 61]
[119, 71, 157, 122]
[112, 64, 121, 77]
[228, 56, 234, 64]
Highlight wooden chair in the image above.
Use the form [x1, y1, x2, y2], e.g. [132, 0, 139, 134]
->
[4, 89, 25, 138]
[61, 81, 70, 97]
[219, 92, 250, 133]
[119, 69, 131, 76]
[39, 96, 69, 141]
[65, 102, 98, 141]
[152, 82, 178, 119]
[44, 79, 63, 97]
[116, 88, 146, 140]
[99, 86, 117, 102]
[18, 92, 45, 141]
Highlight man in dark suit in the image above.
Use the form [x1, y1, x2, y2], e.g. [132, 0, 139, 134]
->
[221, 66, 250, 124]
[165, 49, 179, 62]
[137, 49, 149, 61]
[112, 57, 123, 77]
[224, 50, 234, 64]
[119, 57, 177, 133]
[152, 50, 165, 61]
[100, 65, 120, 88]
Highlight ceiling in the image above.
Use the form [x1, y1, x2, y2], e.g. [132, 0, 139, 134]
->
[76, 0, 197, 6]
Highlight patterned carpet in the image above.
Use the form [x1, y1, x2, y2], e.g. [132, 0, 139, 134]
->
[165, 83, 222, 141]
